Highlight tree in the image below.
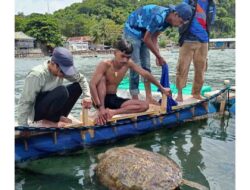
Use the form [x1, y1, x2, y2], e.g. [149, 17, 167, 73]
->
[15, 13, 26, 32]
[24, 15, 63, 48]
[15, 0, 235, 46]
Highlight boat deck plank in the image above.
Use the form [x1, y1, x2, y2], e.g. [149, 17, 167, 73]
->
[109, 104, 162, 123]
[172, 95, 200, 110]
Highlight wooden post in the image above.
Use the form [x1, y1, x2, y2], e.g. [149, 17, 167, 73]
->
[81, 107, 89, 126]
[219, 80, 230, 115]
[161, 94, 167, 113]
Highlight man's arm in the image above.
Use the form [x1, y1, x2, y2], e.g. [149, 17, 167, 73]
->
[128, 60, 169, 95]
[90, 61, 110, 125]
[65, 70, 92, 108]
[89, 61, 108, 107]
[17, 75, 42, 126]
[65, 71, 91, 99]
[143, 31, 166, 66]
[151, 32, 163, 66]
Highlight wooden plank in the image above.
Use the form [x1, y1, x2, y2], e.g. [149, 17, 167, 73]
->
[204, 90, 220, 98]
[172, 96, 200, 110]
[109, 104, 161, 122]
[65, 104, 162, 127]
[161, 94, 167, 112]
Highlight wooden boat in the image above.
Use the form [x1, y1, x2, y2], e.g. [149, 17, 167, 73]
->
[15, 83, 235, 163]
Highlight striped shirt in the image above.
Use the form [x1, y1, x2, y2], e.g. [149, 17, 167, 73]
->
[184, 0, 216, 42]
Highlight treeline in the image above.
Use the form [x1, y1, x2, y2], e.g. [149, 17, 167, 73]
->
[15, 0, 235, 48]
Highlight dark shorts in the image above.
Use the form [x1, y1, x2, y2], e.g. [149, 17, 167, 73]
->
[104, 94, 130, 109]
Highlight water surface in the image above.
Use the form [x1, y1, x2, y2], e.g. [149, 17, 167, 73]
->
[15, 49, 235, 190]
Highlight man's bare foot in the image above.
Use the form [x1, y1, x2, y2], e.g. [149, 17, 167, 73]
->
[57, 121, 69, 128]
[146, 97, 160, 105]
[175, 95, 183, 102]
[59, 116, 72, 123]
[32, 120, 68, 128]
[192, 94, 204, 100]
[106, 108, 116, 119]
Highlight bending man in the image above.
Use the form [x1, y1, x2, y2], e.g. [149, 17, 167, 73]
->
[123, 3, 192, 103]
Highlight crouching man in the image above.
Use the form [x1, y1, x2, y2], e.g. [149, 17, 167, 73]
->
[17, 47, 92, 127]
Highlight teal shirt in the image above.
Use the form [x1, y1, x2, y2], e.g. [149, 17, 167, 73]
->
[17, 61, 91, 126]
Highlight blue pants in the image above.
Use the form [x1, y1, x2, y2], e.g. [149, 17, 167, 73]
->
[34, 83, 82, 122]
[123, 32, 151, 96]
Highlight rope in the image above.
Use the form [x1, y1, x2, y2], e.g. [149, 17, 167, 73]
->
[15, 87, 230, 132]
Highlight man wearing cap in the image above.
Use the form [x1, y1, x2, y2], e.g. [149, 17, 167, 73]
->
[17, 47, 92, 127]
[123, 3, 192, 104]
[176, 0, 216, 102]
[90, 39, 171, 125]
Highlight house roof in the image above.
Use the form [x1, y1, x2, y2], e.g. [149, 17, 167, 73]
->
[67, 36, 92, 42]
[15, 31, 35, 40]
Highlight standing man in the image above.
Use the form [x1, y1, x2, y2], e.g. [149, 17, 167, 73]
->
[176, 0, 216, 102]
[90, 39, 171, 125]
[17, 47, 92, 127]
[123, 3, 192, 104]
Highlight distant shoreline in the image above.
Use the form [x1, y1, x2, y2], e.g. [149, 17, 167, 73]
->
[15, 49, 115, 58]
[15, 46, 234, 58]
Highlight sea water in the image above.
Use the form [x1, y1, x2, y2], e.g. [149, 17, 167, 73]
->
[15, 49, 235, 190]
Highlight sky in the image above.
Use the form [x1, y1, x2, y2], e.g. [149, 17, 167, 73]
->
[15, 0, 82, 15]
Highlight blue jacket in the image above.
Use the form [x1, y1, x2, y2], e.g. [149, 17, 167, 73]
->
[183, 0, 216, 42]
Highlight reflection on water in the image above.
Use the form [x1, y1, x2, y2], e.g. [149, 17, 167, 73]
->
[15, 49, 235, 190]
[15, 116, 235, 190]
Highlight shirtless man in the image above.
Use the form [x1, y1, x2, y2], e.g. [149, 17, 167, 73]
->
[90, 39, 171, 125]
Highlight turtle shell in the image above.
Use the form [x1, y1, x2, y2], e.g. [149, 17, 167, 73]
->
[95, 146, 182, 190]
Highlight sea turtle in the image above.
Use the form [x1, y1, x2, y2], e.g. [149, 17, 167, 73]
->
[95, 146, 208, 190]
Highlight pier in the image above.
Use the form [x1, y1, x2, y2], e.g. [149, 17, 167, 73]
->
[209, 38, 235, 49]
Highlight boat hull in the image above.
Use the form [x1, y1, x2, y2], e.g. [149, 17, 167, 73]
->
[15, 97, 235, 163]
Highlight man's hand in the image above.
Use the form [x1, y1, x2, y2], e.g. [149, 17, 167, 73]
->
[95, 107, 108, 125]
[82, 98, 92, 109]
[156, 56, 166, 66]
[162, 87, 172, 97]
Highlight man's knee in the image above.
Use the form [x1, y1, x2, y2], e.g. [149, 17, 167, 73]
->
[55, 86, 69, 100]
[67, 82, 82, 95]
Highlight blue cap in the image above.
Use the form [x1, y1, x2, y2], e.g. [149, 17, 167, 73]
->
[169, 2, 192, 22]
[51, 47, 76, 76]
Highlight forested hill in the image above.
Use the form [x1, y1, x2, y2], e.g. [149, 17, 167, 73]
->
[15, 0, 235, 47]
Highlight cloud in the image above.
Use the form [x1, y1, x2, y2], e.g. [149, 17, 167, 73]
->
[15, 0, 82, 15]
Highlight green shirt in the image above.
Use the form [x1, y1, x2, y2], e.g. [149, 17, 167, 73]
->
[17, 61, 91, 126]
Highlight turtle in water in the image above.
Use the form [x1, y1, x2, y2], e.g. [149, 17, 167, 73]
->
[95, 146, 208, 190]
